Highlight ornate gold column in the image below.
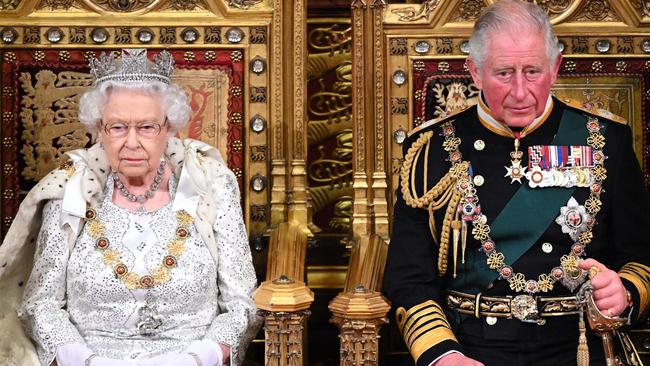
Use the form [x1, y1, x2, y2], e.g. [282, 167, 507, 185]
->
[270, 0, 288, 227]
[370, 0, 389, 239]
[351, 0, 372, 238]
[336, 3, 392, 362]
[329, 234, 391, 365]
[287, 0, 312, 235]
[269, 0, 313, 238]
[351, 0, 389, 239]
[254, 222, 314, 366]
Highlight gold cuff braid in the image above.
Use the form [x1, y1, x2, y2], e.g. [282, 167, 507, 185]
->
[396, 300, 457, 362]
[619, 262, 650, 318]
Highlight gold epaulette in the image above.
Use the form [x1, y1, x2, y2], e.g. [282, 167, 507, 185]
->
[408, 106, 469, 138]
[559, 98, 627, 125]
[619, 262, 650, 318]
[396, 300, 457, 363]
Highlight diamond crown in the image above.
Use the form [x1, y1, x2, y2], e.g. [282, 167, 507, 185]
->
[89, 48, 174, 86]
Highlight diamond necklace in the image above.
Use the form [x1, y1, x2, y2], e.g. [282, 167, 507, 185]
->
[113, 160, 166, 207]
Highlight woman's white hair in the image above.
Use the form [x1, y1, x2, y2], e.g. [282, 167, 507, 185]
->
[78, 80, 192, 134]
[468, 0, 560, 71]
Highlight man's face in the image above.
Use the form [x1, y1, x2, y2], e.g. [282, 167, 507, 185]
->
[468, 28, 561, 128]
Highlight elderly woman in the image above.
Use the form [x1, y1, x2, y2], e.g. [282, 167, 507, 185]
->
[0, 49, 259, 366]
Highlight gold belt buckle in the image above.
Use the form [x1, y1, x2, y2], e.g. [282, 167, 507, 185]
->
[511, 295, 546, 325]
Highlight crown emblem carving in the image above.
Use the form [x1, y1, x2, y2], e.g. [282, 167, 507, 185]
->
[89, 49, 175, 85]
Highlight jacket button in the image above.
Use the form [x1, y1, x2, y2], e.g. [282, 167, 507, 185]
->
[542, 242, 553, 253]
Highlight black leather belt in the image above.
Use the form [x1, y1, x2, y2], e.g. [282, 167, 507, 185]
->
[446, 290, 580, 325]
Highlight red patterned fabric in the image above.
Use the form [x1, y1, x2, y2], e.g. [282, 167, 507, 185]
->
[0, 49, 245, 238]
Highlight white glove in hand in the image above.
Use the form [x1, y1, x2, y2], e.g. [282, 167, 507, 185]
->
[88, 357, 141, 366]
[55, 343, 140, 366]
[185, 340, 223, 366]
[138, 340, 223, 366]
[55, 342, 94, 366]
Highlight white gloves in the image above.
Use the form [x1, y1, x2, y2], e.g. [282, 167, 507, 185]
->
[184, 340, 223, 366]
[56, 340, 223, 366]
[55, 343, 140, 366]
[55, 342, 94, 366]
[139, 340, 223, 366]
[87, 356, 140, 366]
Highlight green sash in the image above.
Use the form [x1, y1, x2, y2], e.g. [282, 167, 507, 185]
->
[447, 109, 594, 293]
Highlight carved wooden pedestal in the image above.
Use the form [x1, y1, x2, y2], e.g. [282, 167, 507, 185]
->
[255, 276, 314, 366]
[259, 309, 312, 366]
[329, 286, 391, 366]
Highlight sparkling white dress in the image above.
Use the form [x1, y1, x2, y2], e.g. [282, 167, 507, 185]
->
[19, 172, 258, 365]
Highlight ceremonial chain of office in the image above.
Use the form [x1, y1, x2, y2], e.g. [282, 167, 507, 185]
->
[401, 115, 608, 295]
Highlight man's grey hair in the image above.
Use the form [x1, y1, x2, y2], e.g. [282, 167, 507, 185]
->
[468, 0, 560, 71]
[78, 80, 192, 135]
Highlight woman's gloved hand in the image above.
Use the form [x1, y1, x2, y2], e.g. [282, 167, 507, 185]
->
[55, 343, 140, 366]
[140, 340, 223, 366]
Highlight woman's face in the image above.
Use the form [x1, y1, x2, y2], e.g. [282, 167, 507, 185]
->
[99, 89, 172, 181]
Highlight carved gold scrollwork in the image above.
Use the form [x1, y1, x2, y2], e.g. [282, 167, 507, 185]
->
[19, 70, 93, 182]
[227, 0, 262, 9]
[535, 0, 573, 14]
[574, 0, 619, 21]
[309, 127, 353, 231]
[306, 21, 352, 233]
[0, 0, 21, 11]
[308, 131, 353, 189]
[37, 0, 74, 10]
[390, 0, 440, 22]
[308, 25, 351, 55]
[330, 196, 352, 232]
[308, 62, 352, 124]
[160, 0, 205, 11]
[452, 0, 485, 22]
[82, 0, 157, 12]
[632, 0, 650, 17]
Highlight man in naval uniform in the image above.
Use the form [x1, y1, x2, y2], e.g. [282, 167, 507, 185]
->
[383, 1, 650, 366]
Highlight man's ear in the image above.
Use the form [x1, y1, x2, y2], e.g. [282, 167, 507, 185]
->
[467, 58, 483, 90]
[550, 53, 562, 85]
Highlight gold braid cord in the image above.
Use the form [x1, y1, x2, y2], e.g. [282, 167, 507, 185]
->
[400, 130, 470, 276]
